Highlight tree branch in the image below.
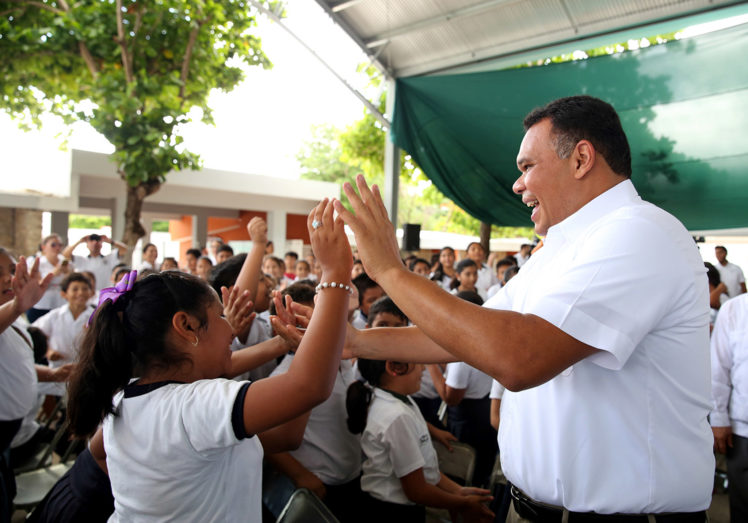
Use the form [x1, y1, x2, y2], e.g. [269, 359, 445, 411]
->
[115, 0, 134, 84]
[7, 0, 64, 15]
[78, 41, 99, 78]
[179, 18, 206, 99]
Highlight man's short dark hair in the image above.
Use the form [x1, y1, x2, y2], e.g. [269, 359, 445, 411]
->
[284, 251, 298, 260]
[523, 95, 632, 178]
[367, 296, 408, 326]
[186, 248, 201, 258]
[217, 244, 234, 256]
[715, 245, 727, 254]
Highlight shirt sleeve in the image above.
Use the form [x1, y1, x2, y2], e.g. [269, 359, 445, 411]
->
[445, 362, 470, 390]
[710, 302, 736, 427]
[180, 379, 251, 452]
[524, 215, 698, 370]
[382, 412, 427, 479]
[490, 379, 505, 400]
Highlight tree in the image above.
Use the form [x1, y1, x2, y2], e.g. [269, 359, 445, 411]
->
[0, 0, 274, 253]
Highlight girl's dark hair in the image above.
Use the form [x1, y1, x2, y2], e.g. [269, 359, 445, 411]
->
[430, 261, 445, 283]
[67, 272, 215, 439]
[449, 259, 478, 290]
[408, 257, 430, 272]
[141, 242, 156, 254]
[346, 358, 387, 434]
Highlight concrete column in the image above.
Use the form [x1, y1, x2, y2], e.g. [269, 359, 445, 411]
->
[110, 195, 126, 242]
[383, 78, 400, 229]
[191, 212, 208, 249]
[266, 210, 287, 256]
[50, 211, 69, 243]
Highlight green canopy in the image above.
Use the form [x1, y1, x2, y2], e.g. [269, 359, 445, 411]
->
[391, 22, 748, 231]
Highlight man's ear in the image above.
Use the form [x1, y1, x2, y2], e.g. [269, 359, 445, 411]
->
[572, 140, 596, 179]
[172, 311, 199, 344]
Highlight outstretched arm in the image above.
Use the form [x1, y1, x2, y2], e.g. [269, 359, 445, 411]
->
[240, 199, 352, 436]
[335, 176, 597, 391]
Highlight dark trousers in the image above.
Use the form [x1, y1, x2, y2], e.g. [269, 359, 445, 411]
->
[361, 492, 425, 523]
[412, 396, 445, 429]
[447, 396, 497, 487]
[727, 433, 748, 523]
[25, 308, 50, 324]
[323, 476, 365, 523]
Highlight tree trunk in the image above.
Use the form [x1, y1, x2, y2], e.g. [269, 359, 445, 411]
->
[480, 221, 491, 255]
[122, 178, 161, 264]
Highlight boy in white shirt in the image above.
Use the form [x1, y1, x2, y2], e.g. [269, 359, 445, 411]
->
[32, 273, 94, 368]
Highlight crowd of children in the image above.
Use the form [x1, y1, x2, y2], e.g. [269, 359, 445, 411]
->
[1, 209, 535, 523]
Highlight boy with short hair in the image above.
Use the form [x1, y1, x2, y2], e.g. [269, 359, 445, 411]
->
[32, 273, 94, 368]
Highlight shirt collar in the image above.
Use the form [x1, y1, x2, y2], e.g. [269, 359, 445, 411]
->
[376, 386, 412, 406]
[545, 179, 640, 245]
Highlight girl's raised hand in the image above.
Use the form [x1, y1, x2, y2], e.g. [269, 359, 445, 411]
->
[221, 286, 256, 339]
[308, 198, 352, 283]
[12, 256, 54, 313]
[247, 217, 268, 246]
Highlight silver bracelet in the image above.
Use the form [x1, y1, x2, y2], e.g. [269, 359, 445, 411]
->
[315, 281, 354, 295]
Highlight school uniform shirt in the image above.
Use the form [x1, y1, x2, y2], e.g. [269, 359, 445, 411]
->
[27, 255, 67, 310]
[444, 362, 492, 399]
[474, 263, 497, 301]
[716, 261, 746, 298]
[489, 380, 505, 401]
[0, 320, 36, 422]
[270, 356, 361, 485]
[710, 293, 748, 438]
[351, 309, 368, 330]
[71, 251, 121, 292]
[32, 304, 93, 368]
[484, 179, 713, 513]
[360, 388, 440, 505]
[104, 379, 263, 522]
[230, 316, 274, 382]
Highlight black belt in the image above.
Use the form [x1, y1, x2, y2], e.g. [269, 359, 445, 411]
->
[509, 485, 706, 523]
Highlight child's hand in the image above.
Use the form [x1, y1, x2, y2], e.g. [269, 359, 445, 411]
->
[308, 198, 352, 283]
[46, 349, 66, 362]
[270, 292, 312, 351]
[11, 256, 54, 313]
[247, 217, 268, 246]
[52, 363, 76, 382]
[450, 493, 494, 523]
[430, 426, 458, 452]
[221, 286, 256, 341]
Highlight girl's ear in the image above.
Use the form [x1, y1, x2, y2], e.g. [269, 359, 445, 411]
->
[386, 361, 411, 376]
[171, 311, 200, 345]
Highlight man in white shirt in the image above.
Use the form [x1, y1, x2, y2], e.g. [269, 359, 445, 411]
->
[710, 293, 748, 522]
[63, 234, 126, 292]
[715, 245, 746, 298]
[334, 95, 712, 520]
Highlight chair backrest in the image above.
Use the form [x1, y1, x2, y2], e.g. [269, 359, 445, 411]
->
[276, 488, 340, 523]
[433, 440, 476, 486]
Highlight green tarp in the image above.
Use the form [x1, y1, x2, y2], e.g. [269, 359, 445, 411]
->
[391, 22, 748, 231]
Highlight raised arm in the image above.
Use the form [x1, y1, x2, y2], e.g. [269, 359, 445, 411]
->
[234, 217, 268, 311]
[101, 235, 128, 257]
[335, 176, 597, 391]
[0, 256, 53, 333]
[240, 199, 352, 436]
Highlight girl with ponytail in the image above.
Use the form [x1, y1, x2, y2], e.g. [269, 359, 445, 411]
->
[346, 349, 494, 521]
[67, 198, 352, 522]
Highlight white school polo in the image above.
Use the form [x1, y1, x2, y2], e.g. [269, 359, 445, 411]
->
[104, 378, 263, 522]
[489, 380, 505, 400]
[412, 366, 440, 400]
[475, 263, 497, 301]
[445, 362, 492, 399]
[484, 179, 713, 513]
[710, 293, 748, 438]
[271, 356, 361, 485]
[32, 304, 92, 368]
[360, 388, 440, 505]
[0, 320, 37, 421]
[72, 251, 120, 291]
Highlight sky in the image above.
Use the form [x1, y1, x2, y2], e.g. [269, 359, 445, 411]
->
[0, 0, 372, 194]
